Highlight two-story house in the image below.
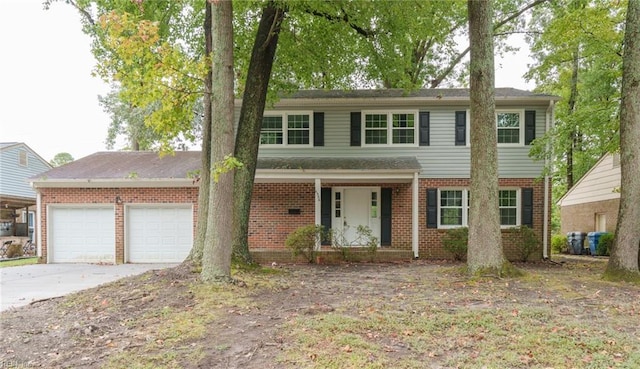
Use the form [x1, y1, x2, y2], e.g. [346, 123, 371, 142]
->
[30, 88, 559, 264]
[1, 142, 52, 244]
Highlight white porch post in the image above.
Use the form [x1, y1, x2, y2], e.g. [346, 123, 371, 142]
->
[36, 192, 43, 260]
[315, 178, 322, 250]
[412, 172, 419, 258]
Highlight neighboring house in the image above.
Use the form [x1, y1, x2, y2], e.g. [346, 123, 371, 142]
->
[558, 153, 620, 235]
[0, 142, 52, 243]
[30, 88, 559, 264]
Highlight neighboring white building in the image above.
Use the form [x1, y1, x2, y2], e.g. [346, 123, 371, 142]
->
[558, 153, 620, 235]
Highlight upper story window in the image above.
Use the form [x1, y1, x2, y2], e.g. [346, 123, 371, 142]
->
[363, 111, 418, 146]
[260, 111, 313, 147]
[496, 110, 524, 145]
[19, 150, 28, 166]
[458, 109, 531, 146]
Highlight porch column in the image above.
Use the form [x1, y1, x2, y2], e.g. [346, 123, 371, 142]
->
[315, 178, 322, 250]
[412, 172, 419, 258]
[36, 192, 43, 260]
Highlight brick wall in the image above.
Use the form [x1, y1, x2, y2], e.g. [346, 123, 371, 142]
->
[38, 178, 549, 263]
[560, 199, 619, 235]
[38, 187, 198, 263]
[417, 178, 549, 261]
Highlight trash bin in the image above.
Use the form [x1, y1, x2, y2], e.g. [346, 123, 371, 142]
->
[588, 232, 608, 256]
[566, 232, 587, 255]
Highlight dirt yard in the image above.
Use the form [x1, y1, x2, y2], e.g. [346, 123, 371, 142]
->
[1, 256, 639, 368]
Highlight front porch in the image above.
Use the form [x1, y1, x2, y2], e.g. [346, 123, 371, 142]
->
[252, 156, 422, 259]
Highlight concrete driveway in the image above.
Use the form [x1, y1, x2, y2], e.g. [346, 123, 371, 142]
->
[0, 263, 177, 312]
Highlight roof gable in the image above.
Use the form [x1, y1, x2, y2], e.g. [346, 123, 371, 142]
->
[558, 153, 621, 207]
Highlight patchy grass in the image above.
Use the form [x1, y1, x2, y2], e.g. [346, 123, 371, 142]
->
[0, 257, 38, 268]
[2, 258, 639, 368]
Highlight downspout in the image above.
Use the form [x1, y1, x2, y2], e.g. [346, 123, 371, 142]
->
[543, 100, 555, 259]
[412, 172, 419, 259]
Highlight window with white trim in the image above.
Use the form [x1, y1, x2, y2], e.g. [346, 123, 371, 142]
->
[260, 111, 313, 146]
[363, 111, 417, 146]
[496, 110, 524, 145]
[499, 189, 518, 226]
[437, 188, 520, 228]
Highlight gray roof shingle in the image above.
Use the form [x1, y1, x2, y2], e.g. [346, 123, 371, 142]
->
[32, 152, 420, 181]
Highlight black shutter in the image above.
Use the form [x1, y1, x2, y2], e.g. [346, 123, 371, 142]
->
[350, 112, 361, 146]
[427, 188, 438, 228]
[419, 111, 430, 146]
[455, 111, 466, 146]
[381, 188, 392, 246]
[524, 110, 536, 145]
[321, 188, 332, 245]
[313, 112, 324, 147]
[521, 188, 533, 228]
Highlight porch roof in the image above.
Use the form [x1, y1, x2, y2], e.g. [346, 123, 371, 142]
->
[255, 157, 421, 183]
[29, 152, 421, 188]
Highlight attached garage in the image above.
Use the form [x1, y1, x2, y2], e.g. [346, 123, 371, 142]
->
[49, 206, 116, 263]
[126, 205, 193, 263]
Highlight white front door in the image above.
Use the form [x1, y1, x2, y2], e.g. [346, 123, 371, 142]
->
[334, 187, 380, 246]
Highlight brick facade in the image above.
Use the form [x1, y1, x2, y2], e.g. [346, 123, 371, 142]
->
[38, 178, 549, 263]
[38, 187, 199, 263]
[560, 199, 619, 235]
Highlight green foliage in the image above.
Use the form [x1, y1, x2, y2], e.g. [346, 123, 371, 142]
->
[49, 152, 74, 167]
[511, 226, 541, 262]
[285, 225, 327, 263]
[442, 227, 468, 261]
[330, 225, 379, 261]
[527, 0, 626, 199]
[551, 233, 568, 254]
[212, 155, 244, 183]
[596, 233, 614, 256]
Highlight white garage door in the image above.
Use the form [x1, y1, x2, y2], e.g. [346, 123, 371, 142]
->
[127, 206, 193, 263]
[50, 207, 115, 263]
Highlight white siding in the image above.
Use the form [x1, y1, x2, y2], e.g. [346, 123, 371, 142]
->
[559, 154, 621, 206]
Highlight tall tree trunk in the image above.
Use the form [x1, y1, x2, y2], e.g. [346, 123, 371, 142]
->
[566, 48, 580, 190]
[605, 0, 640, 280]
[187, 1, 212, 266]
[466, 0, 507, 274]
[202, 0, 235, 282]
[232, 3, 286, 265]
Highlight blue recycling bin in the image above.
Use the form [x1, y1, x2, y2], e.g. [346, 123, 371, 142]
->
[566, 232, 587, 255]
[587, 232, 608, 256]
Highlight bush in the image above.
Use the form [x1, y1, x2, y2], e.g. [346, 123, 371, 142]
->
[597, 233, 614, 256]
[285, 225, 327, 263]
[6, 243, 23, 259]
[442, 227, 468, 261]
[511, 226, 541, 262]
[551, 234, 567, 254]
[330, 225, 379, 261]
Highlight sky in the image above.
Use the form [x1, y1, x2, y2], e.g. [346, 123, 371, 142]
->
[0, 0, 535, 163]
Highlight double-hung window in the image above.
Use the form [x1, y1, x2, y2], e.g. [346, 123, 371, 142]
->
[499, 189, 518, 226]
[437, 188, 519, 228]
[438, 189, 469, 227]
[496, 110, 524, 145]
[363, 111, 418, 146]
[260, 111, 313, 147]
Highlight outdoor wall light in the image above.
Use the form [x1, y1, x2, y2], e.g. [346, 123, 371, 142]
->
[115, 196, 123, 205]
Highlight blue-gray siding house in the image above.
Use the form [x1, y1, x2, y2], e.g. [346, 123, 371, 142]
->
[0, 142, 52, 240]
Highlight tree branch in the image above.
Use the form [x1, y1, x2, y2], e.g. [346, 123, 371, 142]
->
[430, 0, 550, 88]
